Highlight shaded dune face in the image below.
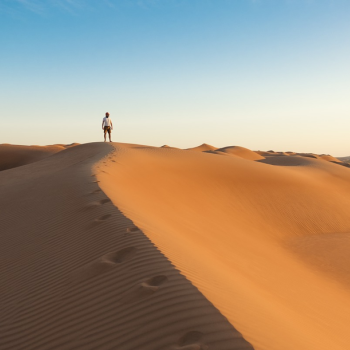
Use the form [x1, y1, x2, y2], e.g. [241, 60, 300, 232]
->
[0, 144, 78, 171]
[0, 143, 253, 350]
[256, 156, 314, 166]
[97, 143, 350, 350]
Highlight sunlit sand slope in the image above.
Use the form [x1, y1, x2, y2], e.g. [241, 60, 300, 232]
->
[186, 143, 217, 152]
[209, 146, 264, 160]
[98, 143, 350, 350]
[0, 143, 253, 350]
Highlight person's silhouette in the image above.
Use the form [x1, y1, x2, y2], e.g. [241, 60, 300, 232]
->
[102, 112, 113, 142]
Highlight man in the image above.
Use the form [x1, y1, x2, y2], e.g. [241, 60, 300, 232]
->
[102, 112, 113, 142]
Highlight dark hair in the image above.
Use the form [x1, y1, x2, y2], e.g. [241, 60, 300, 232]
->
[105, 112, 109, 117]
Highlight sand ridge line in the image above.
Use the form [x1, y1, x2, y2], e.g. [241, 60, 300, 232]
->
[0, 142, 253, 350]
[97, 142, 350, 350]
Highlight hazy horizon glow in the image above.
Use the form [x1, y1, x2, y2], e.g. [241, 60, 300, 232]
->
[1, 0, 349, 155]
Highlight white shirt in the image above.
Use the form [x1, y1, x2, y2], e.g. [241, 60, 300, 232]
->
[102, 117, 112, 127]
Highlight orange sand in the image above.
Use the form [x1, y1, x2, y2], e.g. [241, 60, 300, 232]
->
[0, 143, 253, 350]
[2, 141, 349, 349]
[0, 143, 78, 171]
[97, 143, 350, 350]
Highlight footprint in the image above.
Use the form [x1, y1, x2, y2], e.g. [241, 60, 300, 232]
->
[91, 189, 101, 194]
[178, 332, 204, 346]
[174, 345, 203, 350]
[144, 275, 168, 287]
[169, 331, 207, 350]
[87, 214, 111, 229]
[126, 226, 140, 233]
[83, 198, 110, 210]
[93, 180, 100, 183]
[120, 275, 168, 304]
[70, 248, 136, 284]
[83, 202, 101, 211]
[104, 247, 137, 264]
[97, 214, 111, 221]
[99, 198, 111, 205]
[70, 259, 114, 284]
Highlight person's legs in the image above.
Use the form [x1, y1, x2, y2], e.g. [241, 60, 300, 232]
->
[109, 130, 112, 142]
[104, 128, 107, 142]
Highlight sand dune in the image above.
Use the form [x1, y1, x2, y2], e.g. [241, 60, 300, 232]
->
[338, 156, 350, 163]
[0, 143, 253, 350]
[317, 154, 341, 162]
[97, 143, 350, 350]
[256, 149, 343, 164]
[256, 155, 313, 166]
[212, 146, 264, 160]
[186, 143, 217, 152]
[0, 143, 77, 171]
[256, 150, 286, 157]
[2, 141, 350, 350]
[186, 146, 341, 165]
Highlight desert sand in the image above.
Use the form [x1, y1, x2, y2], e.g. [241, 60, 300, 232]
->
[0, 143, 253, 350]
[1, 142, 350, 350]
[0, 143, 79, 171]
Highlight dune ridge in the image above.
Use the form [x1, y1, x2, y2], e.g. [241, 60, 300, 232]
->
[207, 146, 264, 160]
[0, 143, 253, 350]
[183, 144, 345, 165]
[97, 143, 350, 350]
[185, 143, 217, 152]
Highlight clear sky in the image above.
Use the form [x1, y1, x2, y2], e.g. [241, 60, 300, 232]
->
[1, 0, 349, 155]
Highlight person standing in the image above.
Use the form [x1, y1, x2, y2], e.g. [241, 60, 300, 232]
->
[102, 112, 113, 142]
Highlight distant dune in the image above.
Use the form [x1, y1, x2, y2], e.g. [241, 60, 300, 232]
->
[1, 142, 350, 350]
[0, 143, 79, 171]
[338, 156, 350, 163]
[211, 146, 264, 160]
[186, 143, 217, 152]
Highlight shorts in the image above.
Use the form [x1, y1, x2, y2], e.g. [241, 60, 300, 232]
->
[104, 126, 111, 134]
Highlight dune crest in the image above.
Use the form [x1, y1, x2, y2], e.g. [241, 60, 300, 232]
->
[0, 142, 253, 350]
[213, 146, 264, 160]
[185, 143, 217, 152]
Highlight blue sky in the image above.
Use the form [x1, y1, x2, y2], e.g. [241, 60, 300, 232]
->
[1, 0, 349, 155]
